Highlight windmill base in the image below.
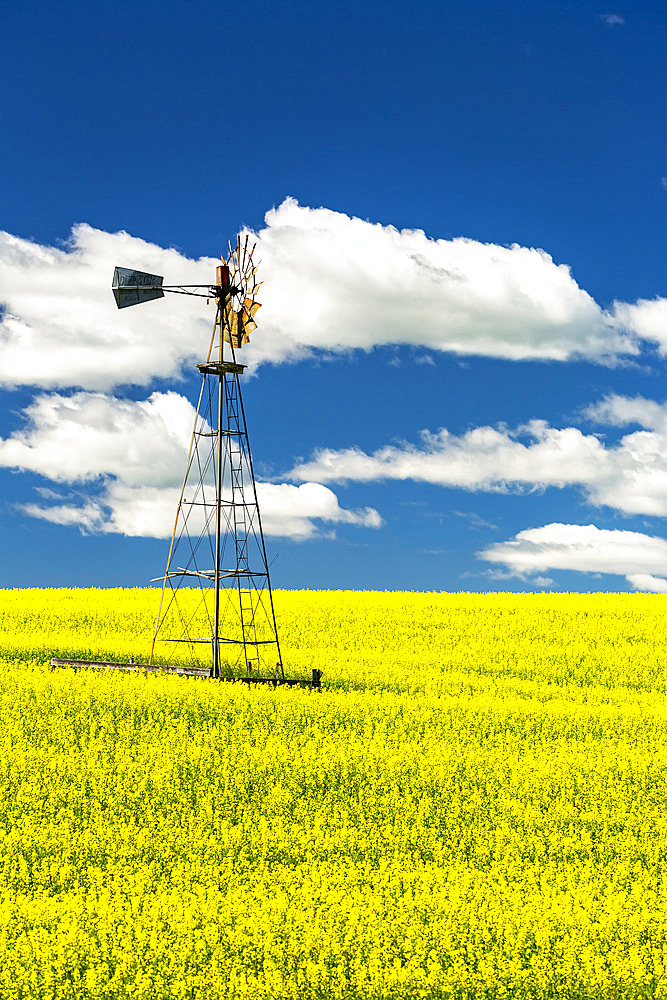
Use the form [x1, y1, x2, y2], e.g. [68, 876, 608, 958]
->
[49, 658, 322, 688]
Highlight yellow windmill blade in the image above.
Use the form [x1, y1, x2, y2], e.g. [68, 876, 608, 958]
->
[222, 293, 235, 323]
[221, 309, 240, 348]
[243, 297, 261, 320]
[237, 315, 251, 345]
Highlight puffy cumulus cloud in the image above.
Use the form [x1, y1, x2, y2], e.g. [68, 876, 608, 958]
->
[627, 573, 667, 593]
[256, 482, 382, 539]
[5, 390, 381, 541]
[23, 480, 380, 541]
[611, 298, 667, 355]
[1, 201, 654, 392]
[23, 483, 184, 539]
[480, 522, 667, 576]
[249, 199, 635, 365]
[584, 393, 667, 430]
[0, 390, 196, 486]
[290, 421, 607, 491]
[480, 522, 667, 591]
[0, 225, 218, 390]
[289, 394, 667, 518]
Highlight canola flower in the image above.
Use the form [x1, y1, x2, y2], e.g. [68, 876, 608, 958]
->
[1, 588, 667, 998]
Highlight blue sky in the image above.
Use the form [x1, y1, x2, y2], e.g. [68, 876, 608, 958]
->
[3, 0, 667, 593]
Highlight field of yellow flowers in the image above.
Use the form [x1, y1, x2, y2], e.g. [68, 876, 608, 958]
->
[1, 587, 667, 999]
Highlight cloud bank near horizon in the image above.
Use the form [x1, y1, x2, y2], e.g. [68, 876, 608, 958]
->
[0, 390, 381, 541]
[480, 522, 667, 593]
[289, 393, 667, 518]
[5, 384, 667, 588]
[6, 386, 667, 584]
[3, 198, 666, 391]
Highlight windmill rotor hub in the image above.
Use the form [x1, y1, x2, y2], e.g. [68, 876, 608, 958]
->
[214, 283, 241, 301]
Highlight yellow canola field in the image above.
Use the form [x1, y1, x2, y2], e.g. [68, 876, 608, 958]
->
[1, 588, 667, 999]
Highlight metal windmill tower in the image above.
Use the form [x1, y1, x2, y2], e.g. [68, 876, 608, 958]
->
[111, 237, 285, 681]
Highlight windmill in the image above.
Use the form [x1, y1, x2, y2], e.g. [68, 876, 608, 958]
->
[52, 236, 321, 688]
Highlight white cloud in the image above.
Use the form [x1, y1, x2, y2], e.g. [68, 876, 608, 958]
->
[610, 297, 667, 356]
[480, 522, 667, 591]
[24, 479, 380, 541]
[251, 199, 635, 365]
[23, 498, 104, 533]
[0, 225, 217, 390]
[2, 200, 659, 393]
[289, 394, 667, 519]
[3, 390, 382, 540]
[256, 482, 382, 539]
[24, 483, 184, 539]
[584, 392, 667, 430]
[291, 422, 606, 490]
[627, 573, 667, 593]
[599, 13, 625, 26]
[0, 390, 195, 486]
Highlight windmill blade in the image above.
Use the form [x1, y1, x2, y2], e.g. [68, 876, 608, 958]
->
[222, 300, 235, 327]
[243, 298, 261, 317]
[222, 310, 240, 347]
[240, 299, 260, 339]
[236, 310, 252, 344]
[241, 318, 258, 336]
